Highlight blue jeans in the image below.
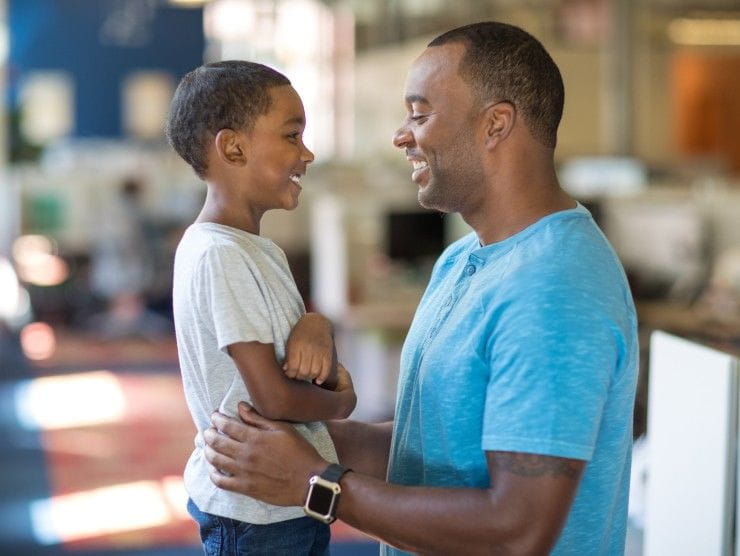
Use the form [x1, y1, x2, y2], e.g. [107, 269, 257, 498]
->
[187, 498, 331, 556]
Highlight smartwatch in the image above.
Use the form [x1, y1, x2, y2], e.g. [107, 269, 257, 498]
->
[303, 463, 351, 524]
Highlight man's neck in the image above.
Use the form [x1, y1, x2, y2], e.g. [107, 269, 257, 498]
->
[462, 156, 575, 246]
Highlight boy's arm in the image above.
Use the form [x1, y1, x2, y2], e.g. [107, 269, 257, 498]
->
[283, 312, 338, 388]
[228, 341, 356, 422]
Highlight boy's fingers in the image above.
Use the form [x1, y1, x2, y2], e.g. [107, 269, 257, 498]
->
[310, 356, 323, 380]
[283, 352, 297, 377]
[315, 365, 330, 386]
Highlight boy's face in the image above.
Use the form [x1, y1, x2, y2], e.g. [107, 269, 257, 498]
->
[242, 85, 314, 212]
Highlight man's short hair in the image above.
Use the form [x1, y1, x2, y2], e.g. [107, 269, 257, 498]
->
[429, 22, 564, 148]
[165, 60, 290, 178]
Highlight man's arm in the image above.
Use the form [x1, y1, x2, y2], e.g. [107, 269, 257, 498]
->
[205, 405, 584, 555]
[336, 451, 583, 555]
[325, 419, 393, 480]
[228, 342, 356, 422]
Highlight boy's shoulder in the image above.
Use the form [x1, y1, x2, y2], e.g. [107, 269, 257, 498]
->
[176, 223, 257, 269]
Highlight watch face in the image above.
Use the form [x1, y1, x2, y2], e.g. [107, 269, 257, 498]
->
[309, 484, 334, 515]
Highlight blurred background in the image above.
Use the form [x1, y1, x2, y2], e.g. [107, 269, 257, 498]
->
[1, 0, 739, 554]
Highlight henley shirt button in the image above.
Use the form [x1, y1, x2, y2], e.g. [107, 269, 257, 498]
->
[465, 264, 476, 276]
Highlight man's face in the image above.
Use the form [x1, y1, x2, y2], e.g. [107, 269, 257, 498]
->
[243, 85, 314, 212]
[393, 43, 484, 213]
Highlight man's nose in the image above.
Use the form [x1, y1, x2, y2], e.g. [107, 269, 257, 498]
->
[392, 125, 413, 149]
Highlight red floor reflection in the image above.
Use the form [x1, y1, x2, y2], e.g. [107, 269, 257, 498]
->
[39, 371, 198, 549]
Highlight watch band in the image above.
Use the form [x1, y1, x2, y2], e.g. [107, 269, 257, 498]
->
[320, 463, 351, 483]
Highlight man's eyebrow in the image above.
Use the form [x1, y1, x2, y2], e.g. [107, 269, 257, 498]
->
[405, 94, 429, 105]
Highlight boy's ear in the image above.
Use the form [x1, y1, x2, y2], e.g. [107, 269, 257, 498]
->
[481, 101, 516, 151]
[214, 128, 248, 166]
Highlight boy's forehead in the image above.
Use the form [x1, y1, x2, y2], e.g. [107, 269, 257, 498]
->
[264, 85, 305, 122]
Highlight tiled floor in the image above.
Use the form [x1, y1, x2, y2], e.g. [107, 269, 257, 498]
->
[0, 331, 378, 555]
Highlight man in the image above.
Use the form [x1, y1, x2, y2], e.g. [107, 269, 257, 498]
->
[204, 21, 638, 555]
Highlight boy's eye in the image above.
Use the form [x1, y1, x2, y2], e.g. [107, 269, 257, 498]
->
[287, 132, 301, 142]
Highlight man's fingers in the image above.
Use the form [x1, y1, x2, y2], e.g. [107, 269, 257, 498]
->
[237, 402, 284, 431]
[203, 444, 239, 474]
[209, 469, 242, 493]
[209, 411, 261, 443]
[203, 426, 245, 458]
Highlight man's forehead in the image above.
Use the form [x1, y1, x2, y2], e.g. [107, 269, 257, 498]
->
[404, 43, 467, 101]
[415, 43, 465, 72]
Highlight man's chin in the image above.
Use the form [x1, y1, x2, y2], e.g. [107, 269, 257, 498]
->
[417, 186, 448, 213]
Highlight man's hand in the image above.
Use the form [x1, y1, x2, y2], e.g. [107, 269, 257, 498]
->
[283, 313, 336, 386]
[204, 403, 329, 507]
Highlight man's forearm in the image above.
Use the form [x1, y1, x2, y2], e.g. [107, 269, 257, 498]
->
[325, 420, 392, 480]
[337, 474, 519, 555]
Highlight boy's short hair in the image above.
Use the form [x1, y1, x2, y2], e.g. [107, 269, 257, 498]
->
[166, 60, 291, 178]
[429, 22, 564, 149]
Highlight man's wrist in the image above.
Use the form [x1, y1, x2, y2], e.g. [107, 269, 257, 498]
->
[303, 463, 352, 524]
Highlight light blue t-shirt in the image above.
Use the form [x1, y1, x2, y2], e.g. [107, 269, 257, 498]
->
[383, 204, 638, 555]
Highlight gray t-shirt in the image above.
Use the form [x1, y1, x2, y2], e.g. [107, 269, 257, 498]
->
[173, 222, 338, 524]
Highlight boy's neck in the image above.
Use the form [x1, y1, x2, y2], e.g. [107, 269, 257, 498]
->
[196, 186, 263, 235]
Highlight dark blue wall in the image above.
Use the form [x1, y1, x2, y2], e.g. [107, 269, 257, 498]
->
[9, 0, 204, 137]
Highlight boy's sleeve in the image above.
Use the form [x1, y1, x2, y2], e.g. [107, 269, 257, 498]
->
[194, 244, 274, 352]
[481, 278, 619, 462]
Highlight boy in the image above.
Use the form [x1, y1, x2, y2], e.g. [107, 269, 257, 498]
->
[166, 61, 356, 555]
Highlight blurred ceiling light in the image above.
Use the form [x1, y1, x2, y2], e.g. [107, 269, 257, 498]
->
[16, 255, 69, 287]
[13, 234, 54, 261]
[12, 234, 69, 287]
[669, 18, 740, 46]
[122, 71, 174, 140]
[30, 480, 173, 544]
[204, 0, 256, 41]
[0, 27, 8, 64]
[15, 371, 126, 430]
[0, 258, 22, 320]
[20, 322, 56, 361]
[19, 72, 74, 145]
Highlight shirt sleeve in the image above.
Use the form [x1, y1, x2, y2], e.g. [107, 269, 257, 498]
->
[481, 272, 621, 462]
[194, 244, 274, 352]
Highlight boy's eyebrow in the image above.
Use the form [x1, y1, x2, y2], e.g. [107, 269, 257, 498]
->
[283, 116, 305, 126]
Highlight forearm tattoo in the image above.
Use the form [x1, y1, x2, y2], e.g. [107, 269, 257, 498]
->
[492, 452, 581, 480]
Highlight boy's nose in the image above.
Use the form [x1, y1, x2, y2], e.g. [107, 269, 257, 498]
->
[302, 143, 315, 164]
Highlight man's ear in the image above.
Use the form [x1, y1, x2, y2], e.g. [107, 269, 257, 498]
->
[481, 101, 516, 151]
[214, 128, 248, 166]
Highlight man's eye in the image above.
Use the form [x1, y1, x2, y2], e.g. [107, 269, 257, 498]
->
[410, 114, 428, 122]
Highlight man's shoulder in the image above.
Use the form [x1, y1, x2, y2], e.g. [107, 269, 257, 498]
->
[515, 214, 623, 282]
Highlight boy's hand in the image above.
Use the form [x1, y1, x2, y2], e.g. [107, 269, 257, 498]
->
[333, 363, 354, 393]
[283, 313, 336, 385]
[333, 363, 357, 418]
